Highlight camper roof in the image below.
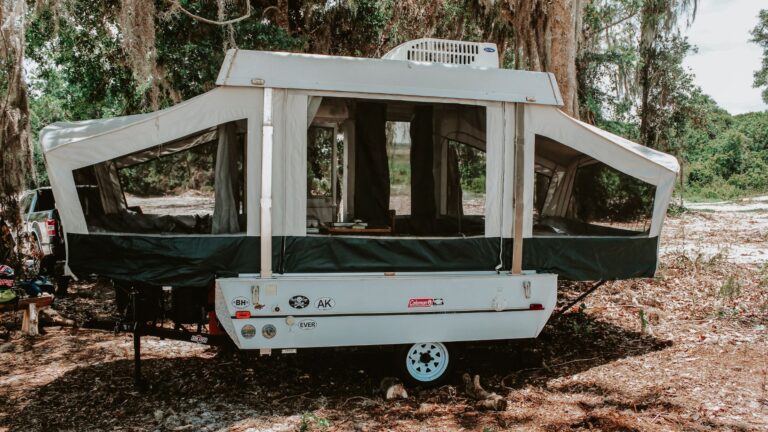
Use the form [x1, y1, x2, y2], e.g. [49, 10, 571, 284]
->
[215, 49, 564, 106]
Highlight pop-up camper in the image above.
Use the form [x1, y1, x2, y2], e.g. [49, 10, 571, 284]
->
[41, 39, 678, 384]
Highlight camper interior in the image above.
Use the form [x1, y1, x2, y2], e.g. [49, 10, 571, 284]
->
[71, 120, 248, 235]
[306, 97, 487, 237]
[533, 135, 655, 237]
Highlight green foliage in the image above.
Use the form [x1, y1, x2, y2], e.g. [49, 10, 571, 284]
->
[684, 112, 768, 201]
[454, 141, 486, 195]
[387, 145, 411, 190]
[572, 164, 654, 222]
[119, 142, 217, 196]
[307, 126, 340, 197]
[25, 0, 305, 192]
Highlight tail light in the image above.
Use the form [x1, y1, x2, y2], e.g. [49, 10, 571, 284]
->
[46, 219, 58, 237]
[529, 303, 544, 310]
[235, 311, 251, 319]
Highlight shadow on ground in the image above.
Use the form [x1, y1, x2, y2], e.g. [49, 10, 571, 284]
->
[1, 309, 672, 431]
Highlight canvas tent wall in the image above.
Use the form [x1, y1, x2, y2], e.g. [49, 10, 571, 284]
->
[41, 48, 678, 287]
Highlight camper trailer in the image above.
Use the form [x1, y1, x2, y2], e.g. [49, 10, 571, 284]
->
[41, 39, 678, 384]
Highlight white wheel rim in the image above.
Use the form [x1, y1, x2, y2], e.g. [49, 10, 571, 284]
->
[405, 342, 449, 382]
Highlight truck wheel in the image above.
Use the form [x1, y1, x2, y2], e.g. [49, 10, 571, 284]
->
[398, 342, 452, 387]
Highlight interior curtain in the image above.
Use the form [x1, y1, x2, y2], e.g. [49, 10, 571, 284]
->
[353, 102, 390, 227]
[212, 122, 240, 233]
[410, 106, 436, 235]
[93, 161, 124, 215]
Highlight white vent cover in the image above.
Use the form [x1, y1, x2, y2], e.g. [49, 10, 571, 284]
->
[383, 38, 499, 68]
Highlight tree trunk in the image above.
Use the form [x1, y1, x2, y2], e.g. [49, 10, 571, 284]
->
[500, 0, 581, 119]
[0, 0, 34, 226]
[547, 0, 581, 118]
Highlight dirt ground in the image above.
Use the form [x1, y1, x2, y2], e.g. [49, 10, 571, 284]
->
[1, 200, 767, 431]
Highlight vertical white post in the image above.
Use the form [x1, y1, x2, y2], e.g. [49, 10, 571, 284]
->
[511, 103, 525, 275]
[260, 88, 274, 278]
[246, 93, 262, 237]
[332, 124, 339, 222]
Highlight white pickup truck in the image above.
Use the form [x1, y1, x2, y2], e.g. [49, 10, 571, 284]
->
[19, 187, 70, 294]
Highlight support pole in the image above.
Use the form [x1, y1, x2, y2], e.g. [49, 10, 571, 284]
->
[133, 324, 142, 386]
[555, 280, 607, 317]
[511, 103, 525, 274]
[260, 88, 274, 278]
[130, 289, 143, 387]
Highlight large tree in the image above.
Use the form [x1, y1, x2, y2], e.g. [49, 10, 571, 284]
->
[0, 0, 33, 224]
[751, 8, 768, 104]
[637, 0, 697, 148]
[474, 0, 583, 118]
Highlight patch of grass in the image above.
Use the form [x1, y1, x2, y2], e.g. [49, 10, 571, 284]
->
[682, 185, 768, 203]
[666, 202, 688, 217]
[639, 309, 649, 333]
[719, 275, 741, 299]
[298, 412, 330, 432]
[387, 145, 411, 188]
[759, 263, 768, 288]
[569, 303, 594, 336]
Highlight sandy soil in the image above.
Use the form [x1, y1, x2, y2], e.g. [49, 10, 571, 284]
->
[663, 196, 768, 264]
[125, 191, 215, 216]
[0, 202, 767, 431]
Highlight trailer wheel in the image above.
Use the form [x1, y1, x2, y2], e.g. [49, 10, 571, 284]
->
[399, 342, 451, 386]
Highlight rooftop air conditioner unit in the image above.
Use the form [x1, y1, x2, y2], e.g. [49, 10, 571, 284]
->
[383, 38, 499, 68]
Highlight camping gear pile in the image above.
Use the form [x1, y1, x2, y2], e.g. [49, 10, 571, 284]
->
[0, 264, 55, 306]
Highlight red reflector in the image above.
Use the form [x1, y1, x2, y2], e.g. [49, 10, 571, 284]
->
[529, 303, 544, 310]
[235, 311, 251, 319]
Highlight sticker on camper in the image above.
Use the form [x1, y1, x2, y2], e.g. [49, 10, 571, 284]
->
[408, 298, 433, 308]
[315, 297, 335, 310]
[190, 334, 208, 344]
[484, 47, 496, 53]
[408, 298, 444, 308]
[298, 319, 317, 330]
[289, 295, 310, 309]
[232, 296, 250, 309]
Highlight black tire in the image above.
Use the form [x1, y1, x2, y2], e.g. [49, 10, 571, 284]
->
[395, 342, 454, 388]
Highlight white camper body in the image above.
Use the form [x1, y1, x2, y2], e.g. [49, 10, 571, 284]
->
[41, 39, 679, 383]
[216, 271, 557, 350]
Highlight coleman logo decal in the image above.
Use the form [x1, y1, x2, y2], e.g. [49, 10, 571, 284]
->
[289, 295, 310, 309]
[190, 334, 208, 344]
[232, 296, 250, 309]
[298, 319, 317, 330]
[315, 297, 335, 310]
[408, 298, 444, 308]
